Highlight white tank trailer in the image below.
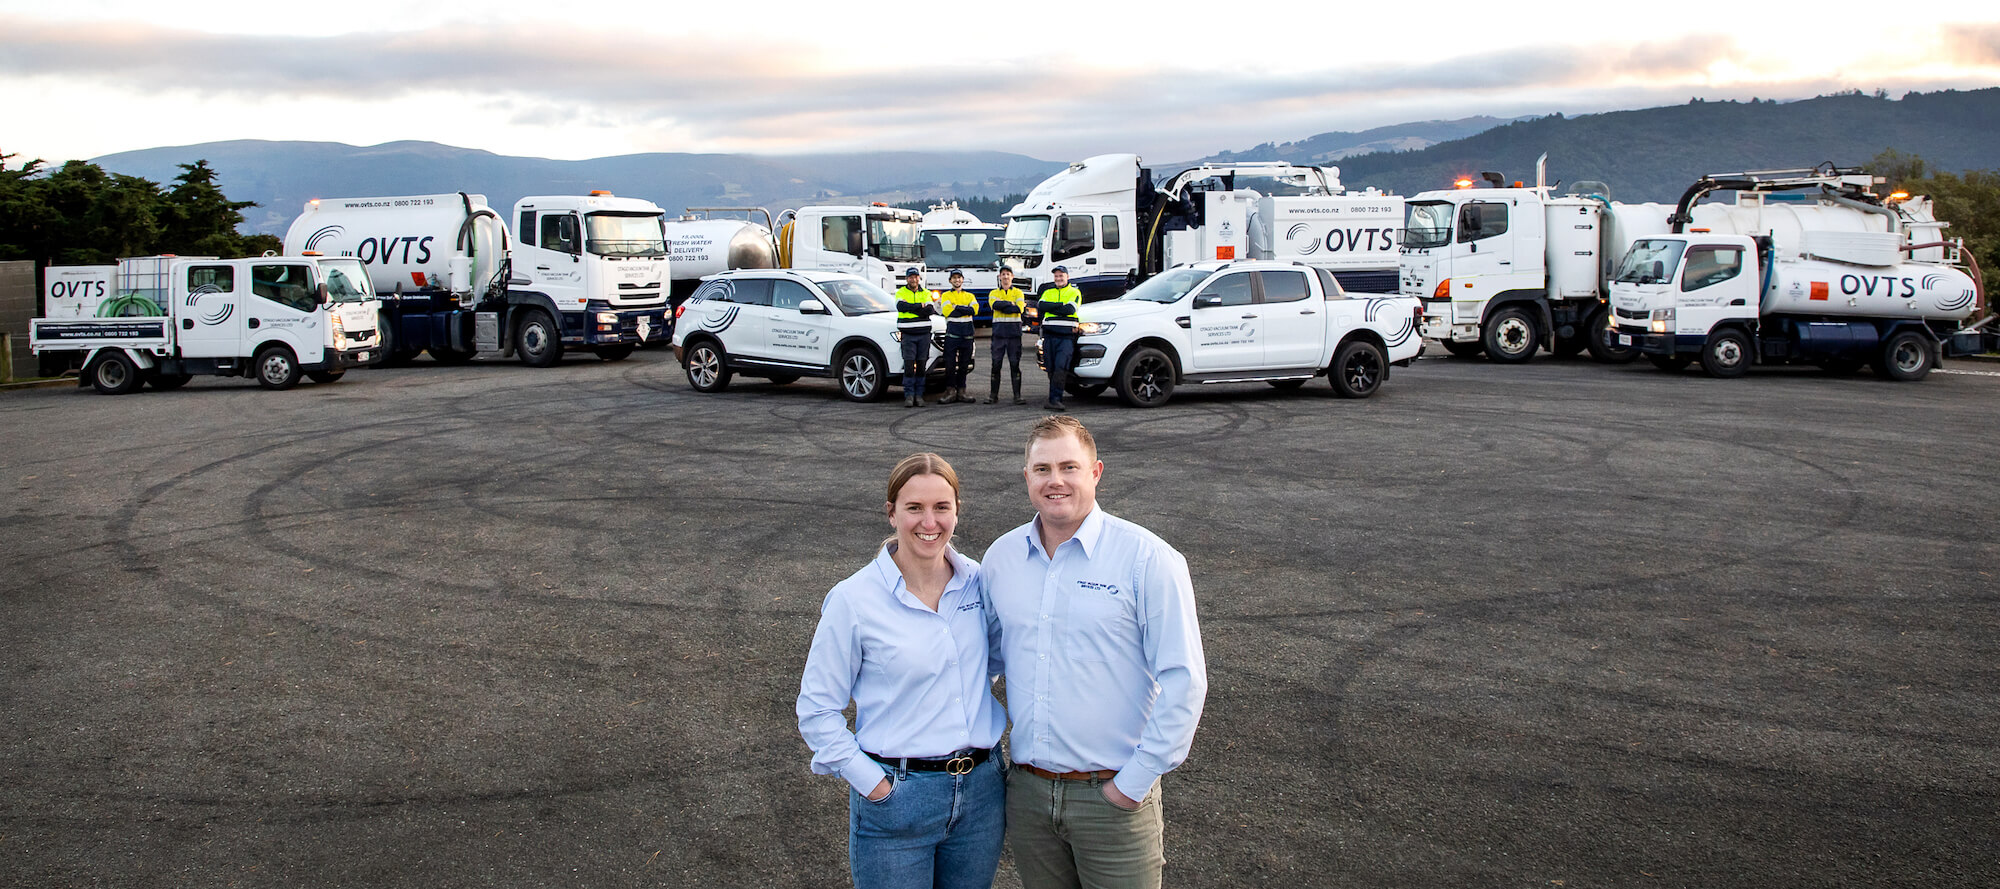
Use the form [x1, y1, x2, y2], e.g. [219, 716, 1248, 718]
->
[660, 216, 779, 301]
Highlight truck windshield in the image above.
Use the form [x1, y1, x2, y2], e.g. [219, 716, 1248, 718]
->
[1615, 239, 1687, 284]
[1122, 267, 1214, 303]
[320, 259, 375, 303]
[586, 213, 669, 258]
[1002, 216, 1051, 256]
[923, 230, 1002, 270]
[818, 279, 895, 314]
[1402, 201, 1454, 249]
[868, 217, 923, 263]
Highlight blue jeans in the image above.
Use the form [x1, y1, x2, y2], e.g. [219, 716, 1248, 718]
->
[1041, 335, 1076, 404]
[943, 335, 974, 390]
[901, 334, 932, 400]
[850, 755, 1005, 889]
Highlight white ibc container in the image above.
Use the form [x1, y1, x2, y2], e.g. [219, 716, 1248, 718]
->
[284, 193, 507, 306]
[1762, 257, 1977, 320]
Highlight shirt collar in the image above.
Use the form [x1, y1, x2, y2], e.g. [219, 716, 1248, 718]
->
[1025, 505, 1105, 560]
[872, 543, 975, 608]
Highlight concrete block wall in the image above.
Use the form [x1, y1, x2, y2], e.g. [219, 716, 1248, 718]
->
[0, 261, 37, 381]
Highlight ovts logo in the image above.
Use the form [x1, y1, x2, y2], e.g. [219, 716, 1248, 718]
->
[185, 285, 233, 326]
[1286, 223, 1400, 254]
[306, 225, 435, 265]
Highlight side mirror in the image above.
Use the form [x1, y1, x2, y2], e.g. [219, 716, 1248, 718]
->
[799, 298, 829, 315]
[317, 282, 331, 306]
[1193, 294, 1222, 309]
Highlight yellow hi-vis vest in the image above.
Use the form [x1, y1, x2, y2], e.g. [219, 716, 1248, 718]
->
[987, 287, 1025, 325]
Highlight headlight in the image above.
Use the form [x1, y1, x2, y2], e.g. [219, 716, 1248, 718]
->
[1650, 308, 1674, 334]
[595, 312, 619, 324]
[331, 315, 345, 335]
[1077, 321, 1114, 336]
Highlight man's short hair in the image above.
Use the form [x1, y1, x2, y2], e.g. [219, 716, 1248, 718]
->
[1025, 415, 1097, 465]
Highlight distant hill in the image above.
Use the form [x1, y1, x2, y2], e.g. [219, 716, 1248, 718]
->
[1330, 88, 2000, 201]
[1170, 116, 1525, 169]
[89, 141, 1067, 235]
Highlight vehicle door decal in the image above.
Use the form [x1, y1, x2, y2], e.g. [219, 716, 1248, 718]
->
[186, 285, 233, 326]
[1364, 298, 1414, 346]
[700, 304, 741, 333]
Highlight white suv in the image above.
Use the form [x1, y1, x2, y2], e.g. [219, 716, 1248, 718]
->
[671, 270, 943, 402]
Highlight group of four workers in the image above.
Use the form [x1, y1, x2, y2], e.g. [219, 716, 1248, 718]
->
[893, 265, 1084, 411]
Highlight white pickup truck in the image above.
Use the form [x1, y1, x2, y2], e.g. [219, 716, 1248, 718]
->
[29, 255, 382, 394]
[1063, 259, 1423, 406]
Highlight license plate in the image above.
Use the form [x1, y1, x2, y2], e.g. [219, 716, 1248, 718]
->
[356, 351, 372, 362]
[1617, 335, 1632, 346]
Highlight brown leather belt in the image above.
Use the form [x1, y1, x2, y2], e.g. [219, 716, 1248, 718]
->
[1017, 764, 1117, 782]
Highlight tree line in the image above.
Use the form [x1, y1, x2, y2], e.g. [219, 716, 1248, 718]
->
[0, 152, 280, 289]
[1867, 149, 1999, 288]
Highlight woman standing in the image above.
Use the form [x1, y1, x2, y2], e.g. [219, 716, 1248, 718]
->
[797, 453, 1006, 889]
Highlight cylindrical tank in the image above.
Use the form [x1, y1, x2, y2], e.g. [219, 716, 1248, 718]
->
[1762, 257, 1977, 321]
[1598, 202, 1676, 282]
[283, 193, 506, 306]
[660, 219, 778, 297]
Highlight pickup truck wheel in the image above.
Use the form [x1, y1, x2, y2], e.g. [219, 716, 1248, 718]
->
[1699, 328, 1753, 378]
[1331, 339, 1388, 398]
[255, 346, 302, 390]
[594, 344, 635, 362]
[684, 340, 732, 392]
[1066, 381, 1108, 398]
[515, 310, 564, 367]
[1875, 331, 1935, 382]
[837, 347, 888, 402]
[90, 353, 143, 395]
[1482, 307, 1539, 363]
[1440, 340, 1484, 358]
[306, 370, 346, 384]
[1115, 347, 1175, 408]
[147, 373, 192, 391]
[1647, 354, 1692, 372]
[1266, 379, 1308, 390]
[1585, 308, 1639, 363]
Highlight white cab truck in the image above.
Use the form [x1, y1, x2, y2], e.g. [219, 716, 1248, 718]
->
[1399, 157, 1676, 364]
[920, 202, 1004, 323]
[670, 269, 945, 402]
[1001, 153, 1403, 303]
[285, 192, 672, 367]
[29, 255, 382, 394]
[1063, 259, 1424, 407]
[1608, 168, 1981, 380]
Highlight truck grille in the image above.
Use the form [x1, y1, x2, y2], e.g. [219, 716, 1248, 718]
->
[1615, 307, 1648, 320]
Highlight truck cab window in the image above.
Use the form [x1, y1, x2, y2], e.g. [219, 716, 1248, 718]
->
[541, 214, 580, 254]
[822, 216, 863, 257]
[1257, 271, 1310, 304]
[187, 266, 234, 293]
[1680, 246, 1745, 292]
[1457, 202, 1508, 243]
[1101, 216, 1120, 250]
[251, 264, 317, 312]
[1053, 214, 1095, 262]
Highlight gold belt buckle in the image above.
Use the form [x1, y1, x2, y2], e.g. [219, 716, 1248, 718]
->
[945, 755, 975, 776]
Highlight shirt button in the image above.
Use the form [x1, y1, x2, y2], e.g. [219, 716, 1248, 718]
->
[1039, 654, 1047, 660]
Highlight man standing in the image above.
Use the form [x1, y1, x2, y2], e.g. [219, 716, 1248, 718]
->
[980, 416, 1208, 889]
[894, 267, 937, 408]
[1035, 266, 1083, 411]
[936, 269, 978, 404]
[985, 267, 1027, 405]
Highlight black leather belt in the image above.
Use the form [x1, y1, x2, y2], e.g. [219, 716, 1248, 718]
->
[868, 747, 992, 775]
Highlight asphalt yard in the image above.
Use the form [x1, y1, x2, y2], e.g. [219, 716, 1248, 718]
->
[3, 345, 1995, 888]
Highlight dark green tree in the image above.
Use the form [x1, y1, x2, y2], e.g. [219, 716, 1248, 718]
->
[1869, 149, 1999, 302]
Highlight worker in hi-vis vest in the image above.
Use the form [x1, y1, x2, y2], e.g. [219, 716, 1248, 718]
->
[1035, 266, 1082, 412]
[935, 270, 979, 404]
[894, 267, 939, 408]
[984, 267, 1026, 404]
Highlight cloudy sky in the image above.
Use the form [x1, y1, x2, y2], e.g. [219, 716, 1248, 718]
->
[3, 2, 1997, 165]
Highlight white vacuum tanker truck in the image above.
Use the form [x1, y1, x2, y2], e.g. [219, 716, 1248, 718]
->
[662, 204, 926, 296]
[1607, 167, 1982, 380]
[999, 153, 1402, 302]
[284, 191, 672, 367]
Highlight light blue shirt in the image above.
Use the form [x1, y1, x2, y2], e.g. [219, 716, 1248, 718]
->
[797, 545, 1005, 796]
[980, 506, 1208, 801]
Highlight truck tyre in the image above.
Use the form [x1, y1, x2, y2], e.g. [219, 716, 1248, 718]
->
[1875, 330, 1935, 382]
[836, 346, 888, 403]
[1440, 340, 1484, 359]
[683, 339, 732, 392]
[90, 353, 143, 395]
[515, 310, 564, 367]
[1481, 307, 1539, 363]
[1114, 346, 1175, 408]
[1699, 328, 1753, 379]
[377, 314, 417, 367]
[148, 373, 192, 391]
[306, 370, 346, 384]
[1585, 308, 1638, 363]
[255, 346, 302, 390]
[594, 344, 635, 362]
[1331, 339, 1388, 398]
[1647, 354, 1692, 372]
[428, 345, 477, 365]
